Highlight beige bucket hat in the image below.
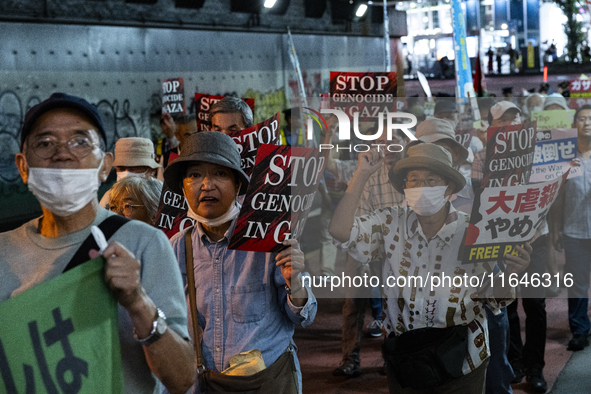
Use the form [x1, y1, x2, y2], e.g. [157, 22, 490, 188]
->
[113, 137, 160, 168]
[389, 143, 466, 194]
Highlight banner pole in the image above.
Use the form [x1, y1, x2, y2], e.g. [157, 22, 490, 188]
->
[384, 0, 391, 72]
[287, 27, 312, 147]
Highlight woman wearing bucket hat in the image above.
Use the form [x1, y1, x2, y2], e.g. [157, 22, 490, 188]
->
[99, 137, 161, 208]
[164, 131, 317, 393]
[329, 143, 531, 393]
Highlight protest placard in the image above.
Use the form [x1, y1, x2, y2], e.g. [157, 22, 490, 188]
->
[228, 144, 327, 253]
[329, 72, 398, 119]
[195, 93, 255, 132]
[455, 128, 476, 149]
[531, 110, 575, 129]
[226, 112, 281, 176]
[462, 172, 568, 263]
[0, 258, 122, 393]
[531, 128, 582, 182]
[153, 152, 195, 238]
[481, 122, 537, 188]
[162, 78, 185, 115]
[570, 79, 591, 97]
[153, 112, 281, 238]
[569, 80, 591, 108]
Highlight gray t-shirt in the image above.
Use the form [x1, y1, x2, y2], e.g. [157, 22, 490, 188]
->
[0, 207, 189, 394]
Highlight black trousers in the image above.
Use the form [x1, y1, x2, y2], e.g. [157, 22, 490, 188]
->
[506, 235, 548, 369]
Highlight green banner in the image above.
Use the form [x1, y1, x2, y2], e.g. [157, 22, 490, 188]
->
[0, 258, 123, 393]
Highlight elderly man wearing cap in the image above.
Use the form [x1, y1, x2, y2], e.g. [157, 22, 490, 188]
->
[434, 99, 459, 128]
[0, 93, 194, 393]
[471, 101, 522, 181]
[99, 137, 160, 209]
[329, 143, 531, 393]
[164, 131, 317, 393]
[434, 100, 485, 155]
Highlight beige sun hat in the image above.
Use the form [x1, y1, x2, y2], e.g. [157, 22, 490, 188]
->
[113, 137, 160, 168]
[389, 143, 466, 194]
[405, 118, 469, 166]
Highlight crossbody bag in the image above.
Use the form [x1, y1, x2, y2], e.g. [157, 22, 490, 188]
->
[382, 324, 469, 390]
[184, 228, 299, 394]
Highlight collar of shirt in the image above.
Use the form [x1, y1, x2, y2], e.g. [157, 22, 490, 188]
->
[406, 204, 460, 246]
[194, 218, 238, 245]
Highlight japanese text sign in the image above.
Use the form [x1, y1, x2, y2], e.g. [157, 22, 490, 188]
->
[462, 172, 568, 263]
[0, 258, 123, 393]
[531, 128, 581, 182]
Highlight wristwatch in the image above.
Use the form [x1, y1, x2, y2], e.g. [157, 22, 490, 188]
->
[134, 308, 167, 346]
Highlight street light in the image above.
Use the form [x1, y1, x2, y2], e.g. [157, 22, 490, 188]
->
[264, 0, 277, 8]
[356, 4, 368, 17]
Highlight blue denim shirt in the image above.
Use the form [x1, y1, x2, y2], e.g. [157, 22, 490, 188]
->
[170, 219, 317, 383]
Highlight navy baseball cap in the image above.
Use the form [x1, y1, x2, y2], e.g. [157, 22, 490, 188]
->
[20, 93, 107, 150]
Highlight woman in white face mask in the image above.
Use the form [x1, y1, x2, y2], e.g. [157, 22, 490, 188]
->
[329, 143, 532, 393]
[163, 131, 317, 394]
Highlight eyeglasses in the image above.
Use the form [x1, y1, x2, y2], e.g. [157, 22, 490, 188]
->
[404, 176, 445, 188]
[29, 134, 98, 159]
[109, 203, 144, 216]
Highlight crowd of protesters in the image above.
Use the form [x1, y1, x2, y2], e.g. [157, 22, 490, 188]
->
[0, 80, 589, 394]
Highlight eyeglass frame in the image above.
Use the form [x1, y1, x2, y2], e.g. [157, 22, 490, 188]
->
[403, 175, 447, 189]
[27, 132, 101, 160]
[109, 202, 145, 216]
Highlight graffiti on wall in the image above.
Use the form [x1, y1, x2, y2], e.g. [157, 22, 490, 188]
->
[243, 87, 287, 125]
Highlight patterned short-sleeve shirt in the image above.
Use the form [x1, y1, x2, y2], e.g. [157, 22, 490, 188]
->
[335, 204, 514, 375]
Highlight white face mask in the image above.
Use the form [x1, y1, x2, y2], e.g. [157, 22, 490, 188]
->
[117, 170, 146, 182]
[404, 186, 450, 216]
[27, 157, 104, 217]
[187, 200, 241, 228]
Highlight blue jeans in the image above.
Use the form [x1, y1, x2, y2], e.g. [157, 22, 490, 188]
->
[370, 286, 383, 321]
[486, 307, 513, 394]
[564, 235, 591, 336]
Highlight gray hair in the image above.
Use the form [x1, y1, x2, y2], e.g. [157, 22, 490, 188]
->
[209, 97, 253, 128]
[110, 176, 163, 224]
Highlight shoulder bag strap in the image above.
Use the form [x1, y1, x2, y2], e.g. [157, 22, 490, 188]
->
[185, 227, 204, 368]
[63, 215, 130, 273]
